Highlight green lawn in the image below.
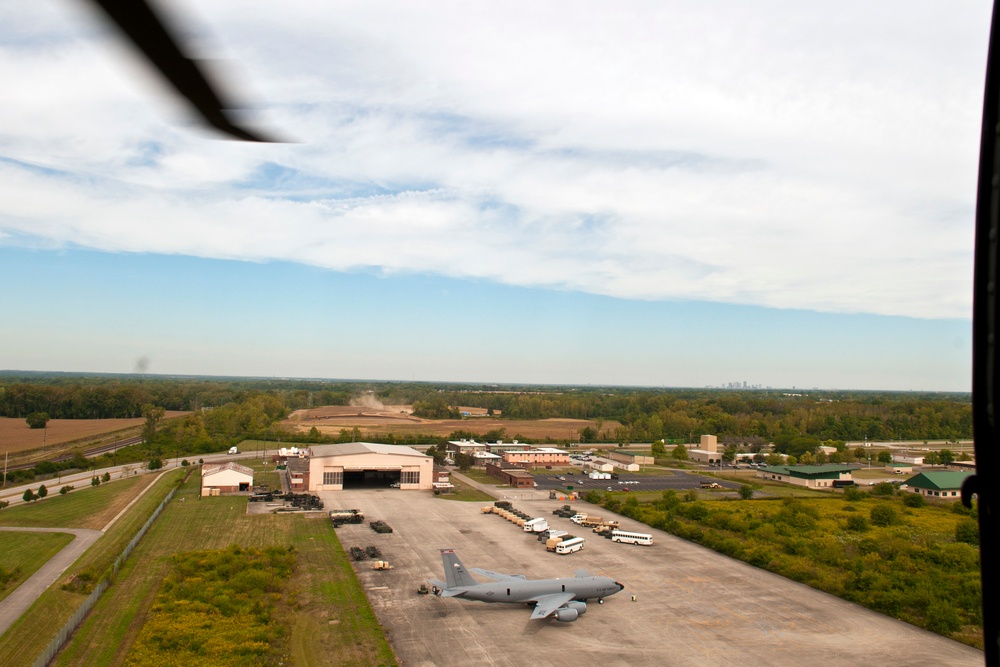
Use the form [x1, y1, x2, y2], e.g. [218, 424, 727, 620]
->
[0, 469, 186, 667]
[0, 475, 155, 530]
[55, 473, 395, 667]
[435, 486, 494, 502]
[454, 468, 502, 485]
[0, 531, 74, 602]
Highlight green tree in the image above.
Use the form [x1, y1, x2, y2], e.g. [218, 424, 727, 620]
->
[938, 449, 955, 465]
[651, 440, 667, 457]
[579, 426, 597, 443]
[59, 485, 73, 495]
[766, 453, 784, 466]
[22, 489, 35, 502]
[142, 404, 166, 445]
[738, 485, 754, 500]
[877, 450, 892, 464]
[25, 412, 50, 429]
[148, 457, 163, 470]
[925, 451, 941, 466]
[721, 447, 736, 463]
[102, 472, 111, 482]
[902, 492, 925, 508]
[91, 476, 100, 487]
[36, 484, 47, 499]
[672, 443, 689, 461]
[454, 453, 473, 471]
[846, 515, 869, 531]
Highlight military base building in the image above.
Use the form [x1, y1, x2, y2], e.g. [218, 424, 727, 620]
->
[307, 442, 433, 491]
[201, 462, 254, 496]
[903, 471, 973, 499]
[756, 464, 856, 488]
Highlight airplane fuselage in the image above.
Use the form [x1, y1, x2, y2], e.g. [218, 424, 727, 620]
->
[450, 576, 621, 604]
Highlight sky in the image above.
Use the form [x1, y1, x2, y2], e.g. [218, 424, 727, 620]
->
[0, 1, 990, 391]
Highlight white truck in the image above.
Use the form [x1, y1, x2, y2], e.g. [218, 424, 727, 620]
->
[228, 446, 239, 455]
[569, 513, 588, 524]
[523, 517, 550, 533]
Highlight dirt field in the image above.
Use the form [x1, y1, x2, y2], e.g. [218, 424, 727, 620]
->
[0, 412, 188, 454]
[283, 406, 617, 441]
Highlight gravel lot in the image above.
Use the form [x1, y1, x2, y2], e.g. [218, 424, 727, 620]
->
[321, 489, 982, 667]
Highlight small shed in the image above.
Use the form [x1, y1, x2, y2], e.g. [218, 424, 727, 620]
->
[202, 462, 254, 496]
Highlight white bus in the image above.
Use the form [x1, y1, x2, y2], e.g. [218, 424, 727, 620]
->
[611, 529, 653, 546]
[555, 537, 585, 554]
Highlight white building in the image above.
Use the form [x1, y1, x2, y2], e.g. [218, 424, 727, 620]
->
[308, 442, 433, 491]
[201, 462, 254, 496]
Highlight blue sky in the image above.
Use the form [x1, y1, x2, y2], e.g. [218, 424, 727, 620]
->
[0, 1, 988, 391]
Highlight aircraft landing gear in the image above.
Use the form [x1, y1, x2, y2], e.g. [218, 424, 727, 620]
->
[598, 598, 604, 604]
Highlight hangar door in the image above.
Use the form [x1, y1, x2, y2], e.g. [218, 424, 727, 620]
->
[342, 466, 401, 489]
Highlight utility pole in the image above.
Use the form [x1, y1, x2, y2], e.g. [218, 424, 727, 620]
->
[2, 451, 7, 489]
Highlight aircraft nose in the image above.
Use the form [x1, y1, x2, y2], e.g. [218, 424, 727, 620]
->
[615, 581, 625, 592]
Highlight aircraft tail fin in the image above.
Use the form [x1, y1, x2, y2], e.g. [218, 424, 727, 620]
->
[440, 549, 478, 588]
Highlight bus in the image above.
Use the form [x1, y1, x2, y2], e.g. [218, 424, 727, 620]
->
[611, 529, 653, 546]
[555, 537, 585, 554]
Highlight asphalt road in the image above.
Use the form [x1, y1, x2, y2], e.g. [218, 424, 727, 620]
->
[322, 489, 983, 667]
[532, 470, 743, 493]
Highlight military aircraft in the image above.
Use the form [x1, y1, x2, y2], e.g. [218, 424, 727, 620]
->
[428, 548, 624, 622]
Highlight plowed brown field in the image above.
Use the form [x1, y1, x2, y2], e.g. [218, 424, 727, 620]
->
[282, 406, 618, 441]
[0, 412, 189, 454]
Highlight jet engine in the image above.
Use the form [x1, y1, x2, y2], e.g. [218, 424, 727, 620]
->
[564, 600, 588, 616]
[554, 607, 579, 622]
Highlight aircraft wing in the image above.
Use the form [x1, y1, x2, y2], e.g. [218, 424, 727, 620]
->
[528, 592, 576, 620]
[470, 568, 526, 581]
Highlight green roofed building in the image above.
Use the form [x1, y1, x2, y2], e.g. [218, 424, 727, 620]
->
[757, 464, 857, 488]
[903, 471, 973, 499]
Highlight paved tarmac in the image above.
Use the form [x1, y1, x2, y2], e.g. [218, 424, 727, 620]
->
[0, 527, 104, 636]
[324, 488, 983, 667]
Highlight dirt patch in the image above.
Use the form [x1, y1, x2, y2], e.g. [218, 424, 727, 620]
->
[0, 412, 189, 455]
[281, 408, 619, 441]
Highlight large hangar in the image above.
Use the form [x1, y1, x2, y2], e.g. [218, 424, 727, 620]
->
[308, 442, 433, 491]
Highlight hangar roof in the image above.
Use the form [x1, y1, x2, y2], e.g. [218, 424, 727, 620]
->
[203, 462, 254, 478]
[310, 442, 429, 459]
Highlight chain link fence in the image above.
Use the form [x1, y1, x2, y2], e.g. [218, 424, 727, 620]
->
[31, 486, 177, 667]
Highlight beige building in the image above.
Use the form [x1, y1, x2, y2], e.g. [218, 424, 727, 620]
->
[308, 442, 433, 491]
[686, 435, 722, 465]
[502, 448, 570, 466]
[201, 462, 254, 496]
[609, 451, 654, 466]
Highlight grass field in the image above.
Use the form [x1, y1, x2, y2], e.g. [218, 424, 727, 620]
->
[0, 475, 157, 530]
[54, 475, 395, 667]
[435, 486, 494, 502]
[453, 468, 502, 486]
[0, 469, 186, 667]
[0, 531, 74, 602]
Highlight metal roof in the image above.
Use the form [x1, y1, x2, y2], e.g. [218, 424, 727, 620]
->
[310, 442, 429, 458]
[904, 470, 973, 491]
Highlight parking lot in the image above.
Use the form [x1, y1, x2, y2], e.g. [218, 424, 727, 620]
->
[321, 489, 982, 667]
[532, 470, 743, 493]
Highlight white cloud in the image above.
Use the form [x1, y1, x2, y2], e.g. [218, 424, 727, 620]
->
[0, 0, 988, 319]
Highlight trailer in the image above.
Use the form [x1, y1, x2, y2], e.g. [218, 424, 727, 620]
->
[523, 517, 550, 533]
[579, 516, 605, 528]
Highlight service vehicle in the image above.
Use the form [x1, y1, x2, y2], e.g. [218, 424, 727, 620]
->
[611, 529, 653, 546]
